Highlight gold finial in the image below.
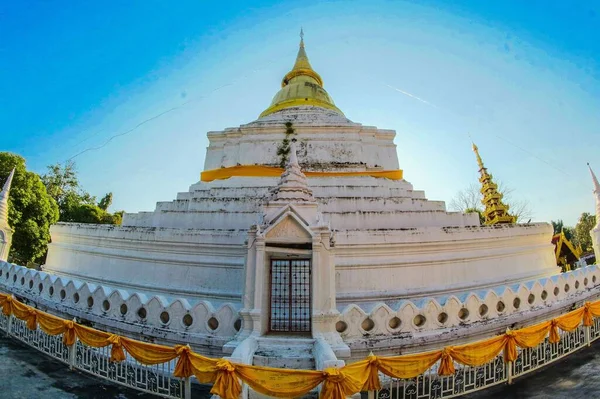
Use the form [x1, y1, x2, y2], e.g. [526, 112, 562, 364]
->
[471, 142, 515, 225]
[259, 30, 343, 118]
[471, 142, 485, 171]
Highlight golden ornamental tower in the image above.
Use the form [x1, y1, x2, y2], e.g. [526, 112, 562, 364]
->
[472, 143, 516, 225]
[259, 29, 343, 117]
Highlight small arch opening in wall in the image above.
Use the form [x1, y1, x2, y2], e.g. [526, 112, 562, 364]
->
[564, 284, 570, 293]
[137, 307, 147, 320]
[575, 280, 580, 289]
[102, 300, 111, 312]
[413, 315, 426, 327]
[5, 273, 9, 280]
[528, 294, 535, 305]
[554, 287, 560, 296]
[234, 319, 242, 331]
[87, 296, 94, 308]
[594, 276, 597, 284]
[0, 270, 2, 277]
[584, 278, 589, 286]
[479, 304, 488, 317]
[361, 318, 375, 332]
[496, 301, 506, 313]
[73, 293, 80, 303]
[120, 304, 128, 316]
[183, 314, 193, 328]
[458, 308, 469, 320]
[12, 274, 16, 283]
[541, 290, 548, 300]
[48, 286, 54, 297]
[207, 317, 219, 331]
[60, 289, 66, 300]
[160, 311, 170, 325]
[38, 283, 43, 293]
[28, 280, 33, 290]
[388, 316, 401, 329]
[437, 312, 448, 324]
[20, 277, 24, 286]
[513, 297, 521, 309]
[335, 321, 347, 333]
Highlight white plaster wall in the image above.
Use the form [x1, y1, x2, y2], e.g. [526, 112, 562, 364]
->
[334, 223, 558, 301]
[204, 108, 399, 171]
[44, 224, 247, 303]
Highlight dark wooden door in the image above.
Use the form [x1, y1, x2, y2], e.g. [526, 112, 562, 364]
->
[269, 259, 311, 332]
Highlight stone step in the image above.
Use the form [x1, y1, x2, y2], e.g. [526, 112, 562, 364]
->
[253, 337, 315, 370]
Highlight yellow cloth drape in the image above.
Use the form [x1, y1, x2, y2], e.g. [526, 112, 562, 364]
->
[11, 299, 37, 330]
[0, 293, 13, 316]
[200, 165, 404, 182]
[584, 301, 600, 326]
[449, 335, 508, 366]
[235, 363, 324, 398]
[3, 289, 600, 398]
[36, 311, 76, 346]
[74, 324, 125, 361]
[377, 350, 443, 379]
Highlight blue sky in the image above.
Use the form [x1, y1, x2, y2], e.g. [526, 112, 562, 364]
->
[2, 0, 599, 226]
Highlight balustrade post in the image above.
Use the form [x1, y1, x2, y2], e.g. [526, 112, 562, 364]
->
[184, 377, 192, 399]
[367, 390, 375, 399]
[7, 312, 14, 336]
[68, 337, 78, 370]
[506, 360, 513, 385]
[586, 325, 591, 347]
[68, 317, 77, 370]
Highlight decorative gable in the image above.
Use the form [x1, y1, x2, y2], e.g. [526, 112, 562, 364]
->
[265, 214, 312, 243]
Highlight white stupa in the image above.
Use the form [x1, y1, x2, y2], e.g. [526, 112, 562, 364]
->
[2, 33, 598, 371]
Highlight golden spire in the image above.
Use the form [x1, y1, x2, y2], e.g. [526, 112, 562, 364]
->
[472, 143, 516, 225]
[259, 29, 343, 118]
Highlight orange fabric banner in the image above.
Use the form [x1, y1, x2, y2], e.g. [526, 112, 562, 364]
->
[3, 289, 600, 398]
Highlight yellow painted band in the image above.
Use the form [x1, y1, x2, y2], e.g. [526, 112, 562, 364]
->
[259, 98, 344, 118]
[201, 165, 403, 182]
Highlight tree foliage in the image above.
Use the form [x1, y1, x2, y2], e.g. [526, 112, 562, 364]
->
[574, 212, 596, 252]
[42, 162, 122, 225]
[449, 182, 534, 223]
[0, 152, 59, 264]
[98, 192, 113, 211]
[551, 219, 575, 241]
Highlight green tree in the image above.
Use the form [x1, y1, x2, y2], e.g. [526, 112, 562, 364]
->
[551, 220, 575, 241]
[574, 212, 596, 252]
[0, 152, 59, 264]
[98, 192, 113, 211]
[42, 162, 122, 226]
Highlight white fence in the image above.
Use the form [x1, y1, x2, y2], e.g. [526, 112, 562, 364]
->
[2, 304, 600, 399]
[0, 312, 188, 399]
[367, 317, 600, 399]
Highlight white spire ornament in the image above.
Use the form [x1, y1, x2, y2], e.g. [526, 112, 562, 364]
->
[0, 168, 15, 262]
[588, 163, 600, 230]
[270, 140, 315, 202]
[588, 163, 600, 264]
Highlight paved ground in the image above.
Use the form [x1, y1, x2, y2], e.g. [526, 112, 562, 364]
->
[2, 332, 600, 398]
[465, 341, 600, 399]
[0, 334, 210, 399]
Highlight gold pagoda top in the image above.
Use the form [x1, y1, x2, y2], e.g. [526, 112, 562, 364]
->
[259, 29, 343, 118]
[472, 143, 516, 225]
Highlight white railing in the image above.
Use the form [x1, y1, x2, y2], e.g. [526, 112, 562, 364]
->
[2, 301, 600, 399]
[1, 312, 189, 399]
[368, 317, 600, 399]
